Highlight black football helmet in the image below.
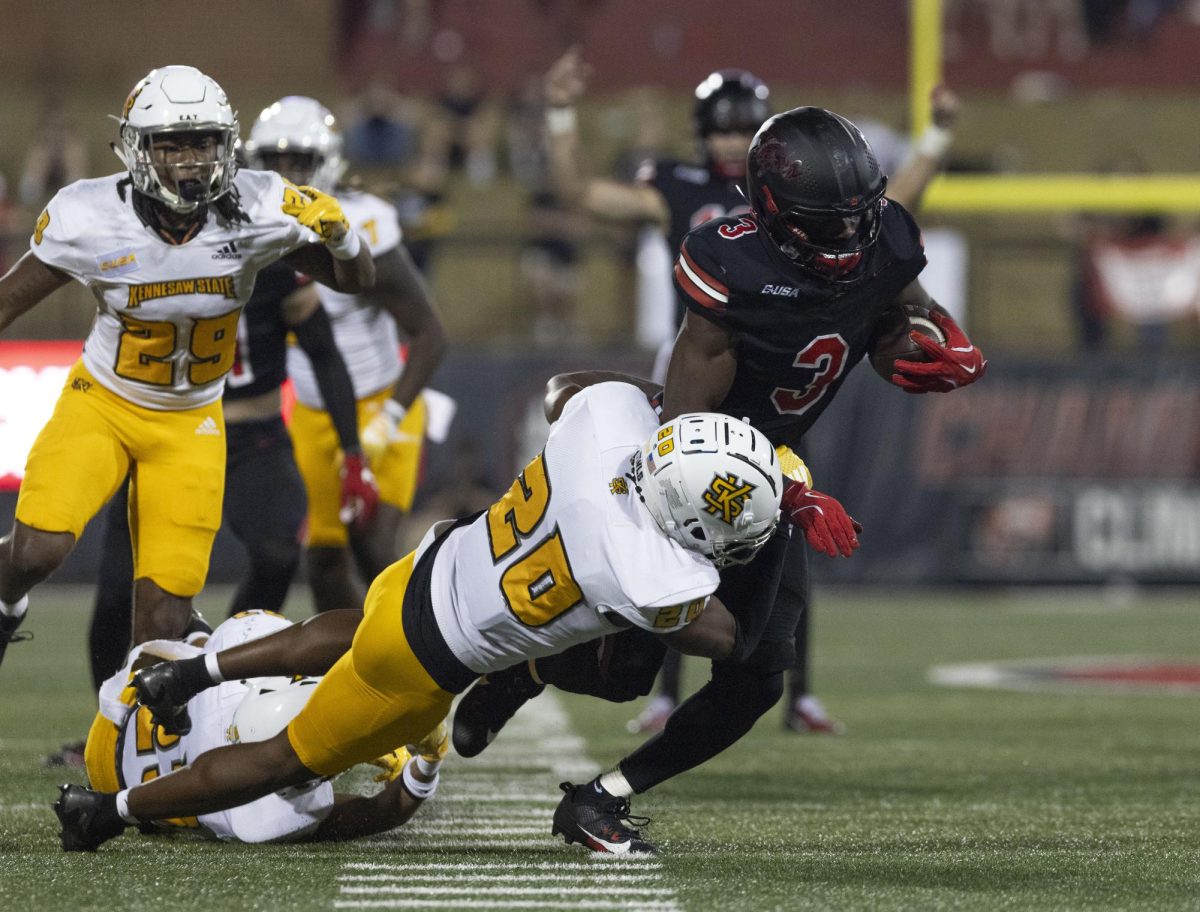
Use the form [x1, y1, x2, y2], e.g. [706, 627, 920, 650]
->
[746, 107, 887, 282]
[693, 70, 771, 137]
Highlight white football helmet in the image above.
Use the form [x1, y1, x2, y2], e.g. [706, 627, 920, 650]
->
[633, 413, 782, 568]
[243, 95, 345, 192]
[114, 65, 238, 212]
[229, 676, 321, 744]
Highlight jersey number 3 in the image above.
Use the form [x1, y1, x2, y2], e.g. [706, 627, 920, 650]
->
[486, 452, 584, 627]
[770, 334, 849, 416]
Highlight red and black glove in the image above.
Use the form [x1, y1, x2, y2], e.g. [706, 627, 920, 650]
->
[781, 480, 862, 558]
[339, 451, 380, 532]
[892, 309, 988, 393]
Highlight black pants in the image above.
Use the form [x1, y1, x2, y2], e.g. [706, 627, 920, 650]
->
[537, 528, 807, 794]
[88, 417, 307, 690]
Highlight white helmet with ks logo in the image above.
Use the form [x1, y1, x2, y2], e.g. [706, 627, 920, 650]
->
[633, 413, 781, 568]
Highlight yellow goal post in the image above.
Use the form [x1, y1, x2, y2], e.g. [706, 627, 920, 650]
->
[909, 0, 1200, 213]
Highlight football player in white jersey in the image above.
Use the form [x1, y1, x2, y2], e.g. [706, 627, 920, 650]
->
[0, 66, 375, 670]
[53, 383, 782, 852]
[244, 96, 447, 614]
[82, 609, 446, 844]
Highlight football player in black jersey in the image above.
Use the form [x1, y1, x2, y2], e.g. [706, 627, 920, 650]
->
[542, 48, 960, 736]
[452, 108, 986, 854]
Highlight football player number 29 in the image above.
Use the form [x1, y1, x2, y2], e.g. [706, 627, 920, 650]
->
[770, 334, 849, 416]
[115, 310, 241, 387]
[486, 452, 584, 627]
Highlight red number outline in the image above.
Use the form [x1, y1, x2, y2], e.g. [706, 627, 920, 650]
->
[718, 217, 757, 240]
[770, 334, 849, 416]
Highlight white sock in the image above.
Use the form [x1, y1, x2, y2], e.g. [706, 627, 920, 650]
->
[414, 755, 441, 777]
[115, 788, 139, 824]
[402, 761, 439, 800]
[204, 651, 226, 684]
[0, 595, 28, 619]
[598, 767, 634, 798]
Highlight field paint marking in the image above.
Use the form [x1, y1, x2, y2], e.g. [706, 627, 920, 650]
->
[336, 693, 679, 911]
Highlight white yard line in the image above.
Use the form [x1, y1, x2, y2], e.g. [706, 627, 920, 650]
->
[335, 692, 680, 912]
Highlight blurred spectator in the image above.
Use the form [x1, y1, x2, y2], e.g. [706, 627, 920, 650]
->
[343, 79, 420, 172]
[18, 100, 88, 209]
[435, 64, 499, 186]
[1069, 155, 1200, 350]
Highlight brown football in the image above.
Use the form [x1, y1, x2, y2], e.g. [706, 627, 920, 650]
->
[867, 305, 947, 381]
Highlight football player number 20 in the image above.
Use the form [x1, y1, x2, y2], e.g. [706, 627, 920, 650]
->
[115, 310, 241, 387]
[770, 334, 849, 416]
[486, 452, 584, 627]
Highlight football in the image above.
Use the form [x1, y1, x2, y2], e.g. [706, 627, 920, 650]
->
[867, 304, 948, 380]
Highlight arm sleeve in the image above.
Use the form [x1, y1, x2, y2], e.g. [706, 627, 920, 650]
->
[673, 232, 731, 319]
[291, 305, 360, 452]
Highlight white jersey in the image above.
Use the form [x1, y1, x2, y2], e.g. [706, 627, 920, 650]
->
[426, 382, 720, 674]
[288, 190, 403, 407]
[31, 170, 314, 410]
[98, 612, 335, 843]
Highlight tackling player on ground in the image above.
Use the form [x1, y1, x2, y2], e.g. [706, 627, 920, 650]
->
[52, 384, 783, 854]
[80, 609, 446, 845]
[0, 66, 374, 672]
[244, 96, 447, 614]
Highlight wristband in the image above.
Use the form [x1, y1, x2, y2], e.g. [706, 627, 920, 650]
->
[545, 106, 578, 136]
[915, 124, 953, 159]
[327, 228, 362, 261]
[382, 399, 407, 423]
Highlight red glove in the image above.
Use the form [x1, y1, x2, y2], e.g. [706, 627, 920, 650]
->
[891, 309, 988, 393]
[781, 481, 862, 558]
[339, 451, 380, 532]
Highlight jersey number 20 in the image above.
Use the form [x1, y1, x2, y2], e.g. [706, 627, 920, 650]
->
[486, 452, 584, 627]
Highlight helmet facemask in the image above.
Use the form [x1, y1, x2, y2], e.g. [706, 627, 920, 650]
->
[244, 96, 346, 193]
[114, 66, 239, 214]
[767, 194, 885, 282]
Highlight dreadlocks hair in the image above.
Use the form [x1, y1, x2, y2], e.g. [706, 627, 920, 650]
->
[117, 176, 251, 231]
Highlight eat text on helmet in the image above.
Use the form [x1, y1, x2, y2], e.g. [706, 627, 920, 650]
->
[746, 107, 887, 282]
[244, 95, 346, 192]
[115, 65, 239, 213]
[632, 413, 782, 569]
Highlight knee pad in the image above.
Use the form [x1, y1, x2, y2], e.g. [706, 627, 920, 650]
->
[710, 666, 785, 719]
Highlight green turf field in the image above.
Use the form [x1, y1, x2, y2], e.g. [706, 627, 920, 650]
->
[3, 586, 1199, 911]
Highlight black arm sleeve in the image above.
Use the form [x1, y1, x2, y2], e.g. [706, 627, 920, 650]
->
[291, 305, 361, 452]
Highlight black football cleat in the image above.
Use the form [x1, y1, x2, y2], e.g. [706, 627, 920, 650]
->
[133, 662, 196, 736]
[0, 610, 33, 670]
[551, 781, 658, 855]
[452, 664, 545, 758]
[54, 784, 128, 852]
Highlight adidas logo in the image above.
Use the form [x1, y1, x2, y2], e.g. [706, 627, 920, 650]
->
[195, 416, 221, 436]
[211, 240, 241, 260]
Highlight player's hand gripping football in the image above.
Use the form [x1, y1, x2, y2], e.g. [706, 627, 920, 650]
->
[891, 309, 987, 394]
[282, 184, 351, 246]
[781, 480, 862, 558]
[339, 451, 380, 532]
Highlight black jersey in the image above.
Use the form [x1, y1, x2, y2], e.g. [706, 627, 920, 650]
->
[640, 158, 749, 325]
[673, 198, 926, 448]
[223, 262, 303, 401]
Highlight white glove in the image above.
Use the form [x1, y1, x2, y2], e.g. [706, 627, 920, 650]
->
[360, 399, 407, 464]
